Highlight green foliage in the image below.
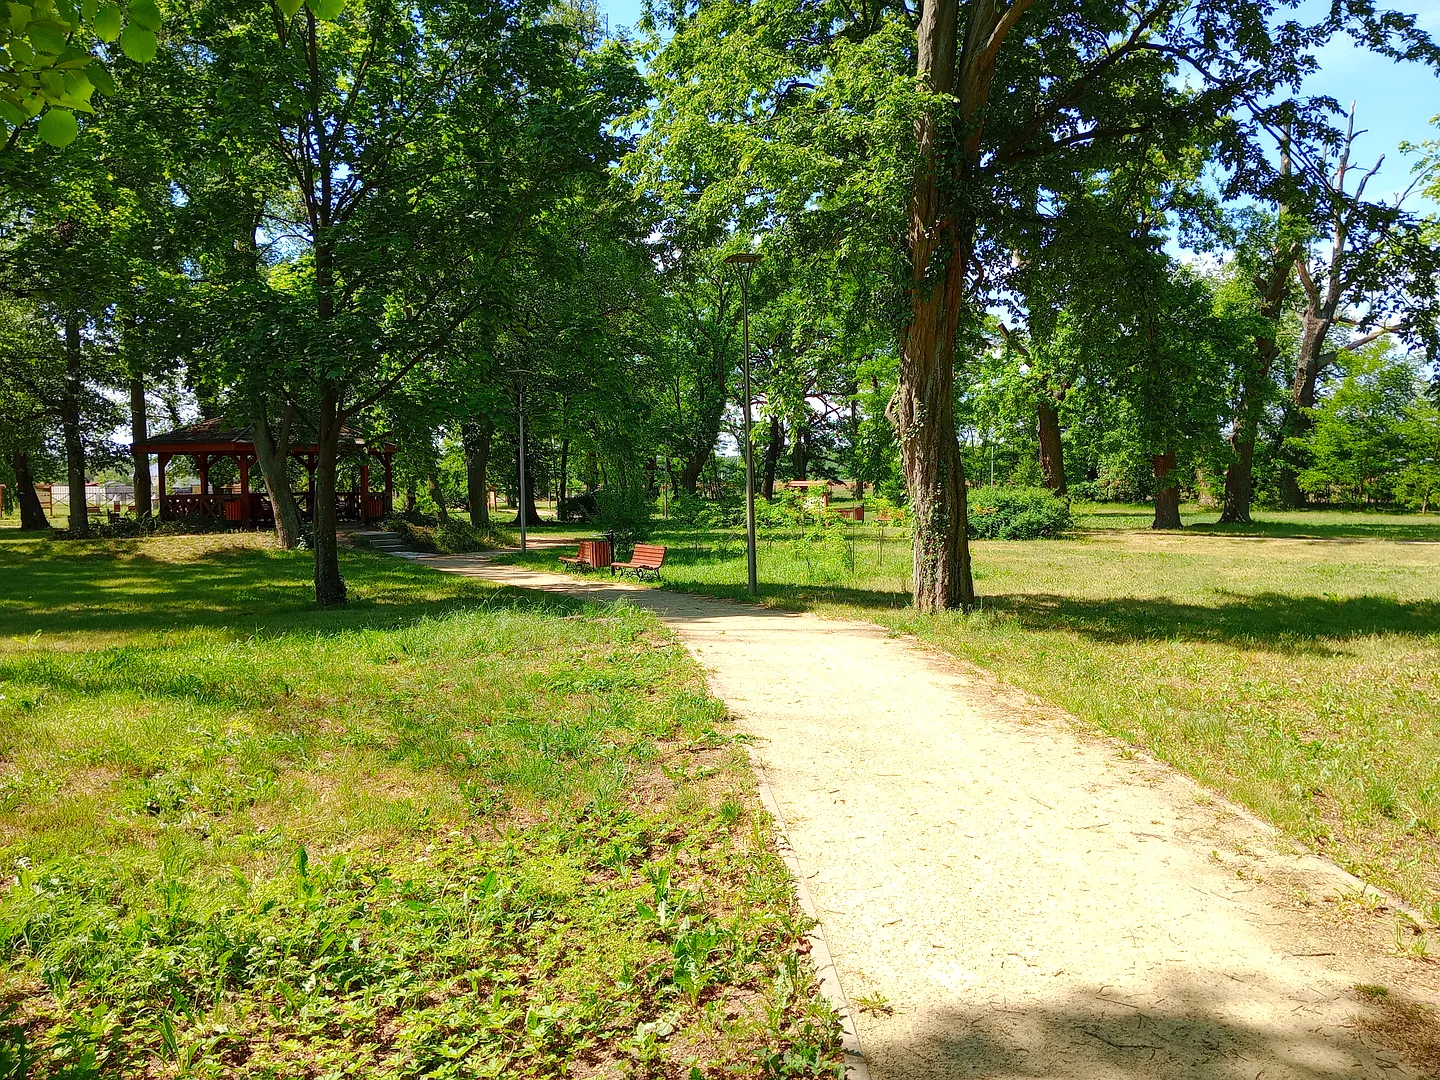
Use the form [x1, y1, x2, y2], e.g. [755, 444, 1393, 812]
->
[967, 487, 1072, 540]
[0, 0, 160, 147]
[381, 515, 512, 554]
[1295, 347, 1425, 506]
[591, 487, 655, 547]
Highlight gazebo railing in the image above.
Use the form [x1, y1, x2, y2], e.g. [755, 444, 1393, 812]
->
[161, 494, 230, 518]
[161, 491, 381, 524]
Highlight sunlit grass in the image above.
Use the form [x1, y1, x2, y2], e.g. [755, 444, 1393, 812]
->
[0, 533, 840, 1076]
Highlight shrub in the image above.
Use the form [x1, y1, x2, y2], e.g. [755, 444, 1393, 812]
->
[967, 486, 1071, 540]
[591, 488, 655, 548]
[50, 512, 232, 540]
[381, 516, 511, 553]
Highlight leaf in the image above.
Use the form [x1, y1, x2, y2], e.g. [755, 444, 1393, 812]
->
[275, 0, 301, 17]
[117, 22, 153, 60]
[86, 59, 114, 93]
[305, 0, 343, 20]
[124, 0, 157, 30]
[91, 1, 118, 39]
[27, 18, 67, 53]
[80, 0, 95, 19]
[7, 2, 30, 33]
[0, 99, 26, 127]
[36, 106, 77, 145]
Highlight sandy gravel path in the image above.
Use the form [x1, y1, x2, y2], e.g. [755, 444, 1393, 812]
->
[414, 552, 1438, 1079]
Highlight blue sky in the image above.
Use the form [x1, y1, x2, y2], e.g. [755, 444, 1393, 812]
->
[598, 0, 1440, 206]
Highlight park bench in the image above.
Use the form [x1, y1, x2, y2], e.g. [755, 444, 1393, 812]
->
[612, 543, 666, 580]
[559, 539, 613, 570]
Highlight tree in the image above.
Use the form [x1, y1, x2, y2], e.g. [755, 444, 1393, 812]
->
[1294, 344, 1415, 505]
[639, 0, 1440, 609]
[191, 0, 641, 603]
[1277, 107, 1440, 506]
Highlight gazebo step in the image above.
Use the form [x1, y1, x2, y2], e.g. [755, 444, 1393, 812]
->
[353, 530, 409, 552]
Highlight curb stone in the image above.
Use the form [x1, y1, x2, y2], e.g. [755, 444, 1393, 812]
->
[745, 748, 871, 1080]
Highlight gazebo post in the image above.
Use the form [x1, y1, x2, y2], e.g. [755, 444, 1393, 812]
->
[197, 453, 210, 496]
[239, 454, 251, 528]
[383, 449, 394, 515]
[157, 453, 168, 520]
[360, 458, 371, 523]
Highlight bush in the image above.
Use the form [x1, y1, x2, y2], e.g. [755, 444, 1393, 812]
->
[591, 488, 654, 548]
[967, 486, 1071, 540]
[50, 513, 232, 540]
[381, 516, 512, 553]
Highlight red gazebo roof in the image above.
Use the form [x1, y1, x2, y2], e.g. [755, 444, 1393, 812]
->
[134, 418, 393, 455]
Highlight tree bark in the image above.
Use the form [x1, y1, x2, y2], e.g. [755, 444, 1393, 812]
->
[129, 374, 152, 518]
[1221, 138, 1294, 524]
[61, 311, 88, 536]
[1037, 400, 1066, 495]
[9, 451, 49, 530]
[463, 417, 493, 528]
[251, 401, 304, 548]
[790, 418, 809, 481]
[312, 387, 347, 606]
[558, 437, 570, 513]
[889, 0, 1014, 612]
[678, 443, 710, 495]
[1152, 450, 1182, 529]
[762, 415, 782, 500]
[428, 472, 449, 522]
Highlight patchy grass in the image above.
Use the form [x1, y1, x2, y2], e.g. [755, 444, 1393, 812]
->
[521, 507, 1440, 918]
[0, 533, 841, 1078]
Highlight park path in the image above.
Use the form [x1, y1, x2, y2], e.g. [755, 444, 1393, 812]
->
[414, 551, 1436, 1080]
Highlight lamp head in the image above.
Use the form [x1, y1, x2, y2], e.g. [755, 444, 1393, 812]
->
[723, 253, 762, 265]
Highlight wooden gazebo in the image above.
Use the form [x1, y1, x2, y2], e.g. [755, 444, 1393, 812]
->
[132, 419, 395, 527]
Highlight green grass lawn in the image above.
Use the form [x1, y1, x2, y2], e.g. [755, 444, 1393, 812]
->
[524, 506, 1440, 919]
[0, 534, 841, 1078]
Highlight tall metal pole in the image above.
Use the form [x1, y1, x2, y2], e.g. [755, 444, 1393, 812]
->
[740, 267, 758, 597]
[517, 382, 528, 553]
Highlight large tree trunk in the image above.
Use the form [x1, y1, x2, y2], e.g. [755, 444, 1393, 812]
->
[313, 387, 347, 607]
[1221, 140, 1294, 525]
[1218, 432, 1256, 524]
[558, 437, 569, 514]
[251, 401, 304, 548]
[790, 419, 809, 481]
[678, 443, 710, 495]
[130, 374, 152, 518]
[1277, 305, 1333, 508]
[1152, 450, 1182, 529]
[463, 417, 493, 528]
[762, 415, 782, 500]
[428, 472, 449, 522]
[9, 451, 49, 530]
[61, 311, 88, 536]
[890, 0, 1012, 612]
[1037, 400, 1066, 495]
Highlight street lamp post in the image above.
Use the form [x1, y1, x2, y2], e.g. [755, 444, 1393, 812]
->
[724, 252, 761, 597]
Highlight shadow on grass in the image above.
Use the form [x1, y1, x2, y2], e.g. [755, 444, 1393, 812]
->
[418, 541, 1440, 652]
[0, 536, 586, 639]
[973, 590, 1440, 651]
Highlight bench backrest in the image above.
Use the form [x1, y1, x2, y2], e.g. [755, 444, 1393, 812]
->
[631, 543, 667, 567]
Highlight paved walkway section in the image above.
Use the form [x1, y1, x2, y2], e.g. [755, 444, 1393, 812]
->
[417, 553, 1438, 1080]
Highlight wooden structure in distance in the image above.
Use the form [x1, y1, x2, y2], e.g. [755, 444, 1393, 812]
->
[132, 419, 396, 527]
